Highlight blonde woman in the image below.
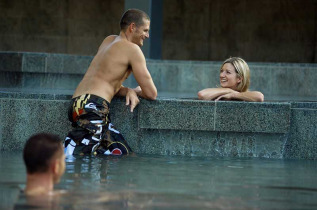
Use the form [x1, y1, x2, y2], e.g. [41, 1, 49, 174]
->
[198, 57, 264, 102]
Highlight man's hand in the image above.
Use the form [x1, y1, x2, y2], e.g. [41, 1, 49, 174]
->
[133, 86, 142, 95]
[126, 88, 140, 112]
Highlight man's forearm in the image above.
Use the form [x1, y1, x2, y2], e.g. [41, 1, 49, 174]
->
[133, 86, 157, 100]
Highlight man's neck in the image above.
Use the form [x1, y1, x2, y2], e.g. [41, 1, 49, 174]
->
[119, 31, 130, 41]
[25, 173, 54, 196]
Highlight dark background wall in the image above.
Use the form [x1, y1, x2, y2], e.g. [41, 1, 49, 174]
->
[0, 0, 124, 55]
[0, 0, 317, 62]
[162, 0, 317, 62]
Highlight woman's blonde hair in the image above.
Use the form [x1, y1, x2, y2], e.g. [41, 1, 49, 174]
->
[221, 57, 250, 92]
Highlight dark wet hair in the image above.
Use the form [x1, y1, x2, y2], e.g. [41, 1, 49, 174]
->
[23, 133, 63, 174]
[120, 9, 150, 30]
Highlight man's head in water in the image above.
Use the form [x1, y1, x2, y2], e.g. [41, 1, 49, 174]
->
[23, 133, 65, 195]
[120, 9, 150, 47]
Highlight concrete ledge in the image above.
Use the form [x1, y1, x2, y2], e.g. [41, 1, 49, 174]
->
[0, 98, 71, 151]
[215, 101, 290, 133]
[0, 93, 316, 159]
[284, 108, 317, 159]
[139, 100, 290, 133]
[139, 99, 215, 131]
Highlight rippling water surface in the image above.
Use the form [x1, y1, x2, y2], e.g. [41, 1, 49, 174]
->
[1, 152, 317, 209]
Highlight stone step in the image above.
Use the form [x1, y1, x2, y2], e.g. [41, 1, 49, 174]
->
[1, 52, 317, 98]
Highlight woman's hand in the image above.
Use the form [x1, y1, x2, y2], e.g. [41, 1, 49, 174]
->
[215, 91, 264, 102]
[198, 88, 237, 100]
[215, 92, 238, 101]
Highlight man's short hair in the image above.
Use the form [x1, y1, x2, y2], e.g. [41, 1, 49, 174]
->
[120, 9, 150, 31]
[23, 133, 63, 174]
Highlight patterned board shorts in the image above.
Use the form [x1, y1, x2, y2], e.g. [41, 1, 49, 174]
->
[64, 94, 132, 156]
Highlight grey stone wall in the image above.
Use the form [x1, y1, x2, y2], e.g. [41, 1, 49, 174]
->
[162, 0, 317, 62]
[0, 0, 124, 55]
[0, 51, 315, 159]
[1, 52, 317, 99]
[0, 94, 316, 159]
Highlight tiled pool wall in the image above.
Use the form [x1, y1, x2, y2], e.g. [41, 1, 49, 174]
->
[0, 52, 316, 159]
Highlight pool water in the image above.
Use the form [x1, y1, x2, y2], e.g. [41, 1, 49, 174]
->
[1, 152, 317, 209]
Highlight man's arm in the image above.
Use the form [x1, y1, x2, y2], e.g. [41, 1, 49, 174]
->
[129, 46, 157, 100]
[198, 88, 237, 100]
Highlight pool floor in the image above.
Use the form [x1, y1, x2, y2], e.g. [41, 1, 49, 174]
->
[1, 152, 317, 209]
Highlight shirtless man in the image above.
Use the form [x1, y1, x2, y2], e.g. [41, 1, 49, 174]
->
[64, 9, 157, 156]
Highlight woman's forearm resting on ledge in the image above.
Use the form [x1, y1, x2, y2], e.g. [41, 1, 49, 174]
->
[198, 88, 264, 102]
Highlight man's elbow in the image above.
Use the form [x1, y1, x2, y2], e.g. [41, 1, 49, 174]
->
[144, 90, 157, 100]
[148, 95, 157, 100]
[149, 90, 157, 100]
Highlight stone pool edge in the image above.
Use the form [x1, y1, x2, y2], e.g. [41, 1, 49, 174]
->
[0, 93, 316, 160]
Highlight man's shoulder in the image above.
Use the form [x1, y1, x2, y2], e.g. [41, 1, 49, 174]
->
[100, 36, 142, 57]
[116, 38, 137, 47]
[102, 35, 118, 43]
[114, 40, 141, 54]
[105, 35, 118, 39]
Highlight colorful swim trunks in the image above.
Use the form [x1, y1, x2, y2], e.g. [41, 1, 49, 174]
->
[64, 94, 132, 156]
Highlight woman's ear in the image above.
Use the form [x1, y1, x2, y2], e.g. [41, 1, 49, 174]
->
[237, 76, 243, 84]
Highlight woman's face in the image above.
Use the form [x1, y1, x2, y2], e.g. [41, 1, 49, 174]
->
[219, 63, 241, 90]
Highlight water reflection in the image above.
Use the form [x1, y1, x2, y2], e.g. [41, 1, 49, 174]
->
[1, 153, 317, 209]
[14, 191, 65, 210]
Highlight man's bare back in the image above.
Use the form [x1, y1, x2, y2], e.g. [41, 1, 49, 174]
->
[73, 35, 134, 103]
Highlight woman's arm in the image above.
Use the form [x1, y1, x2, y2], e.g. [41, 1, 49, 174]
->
[215, 91, 264, 102]
[197, 88, 238, 100]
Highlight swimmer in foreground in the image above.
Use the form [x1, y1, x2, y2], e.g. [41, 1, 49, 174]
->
[64, 9, 157, 156]
[198, 57, 264, 102]
[23, 133, 65, 196]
